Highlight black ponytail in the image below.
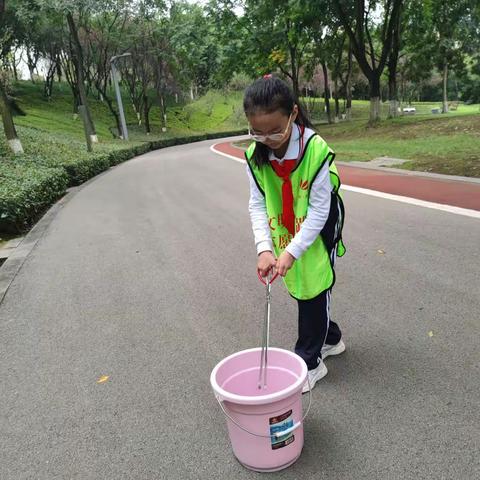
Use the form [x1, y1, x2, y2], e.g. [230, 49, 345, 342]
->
[243, 75, 314, 167]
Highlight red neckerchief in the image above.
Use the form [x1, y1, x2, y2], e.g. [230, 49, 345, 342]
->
[270, 125, 305, 236]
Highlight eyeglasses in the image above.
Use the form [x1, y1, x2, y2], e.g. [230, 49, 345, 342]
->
[248, 113, 293, 143]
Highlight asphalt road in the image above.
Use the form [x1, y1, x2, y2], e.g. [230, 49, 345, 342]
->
[1, 138, 479, 480]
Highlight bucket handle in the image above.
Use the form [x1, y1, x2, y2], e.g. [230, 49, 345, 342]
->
[215, 376, 312, 439]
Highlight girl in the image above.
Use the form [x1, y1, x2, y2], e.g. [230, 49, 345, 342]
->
[244, 75, 346, 393]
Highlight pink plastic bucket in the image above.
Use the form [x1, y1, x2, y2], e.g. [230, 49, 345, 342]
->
[210, 347, 309, 472]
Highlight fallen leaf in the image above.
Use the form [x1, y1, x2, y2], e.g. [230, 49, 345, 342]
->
[377, 249, 385, 254]
[428, 331, 434, 337]
[96, 375, 110, 384]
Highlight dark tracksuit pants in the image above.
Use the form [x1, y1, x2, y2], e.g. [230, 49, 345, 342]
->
[294, 192, 344, 370]
[295, 289, 342, 370]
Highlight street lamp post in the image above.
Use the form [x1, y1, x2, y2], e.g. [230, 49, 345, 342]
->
[110, 53, 131, 140]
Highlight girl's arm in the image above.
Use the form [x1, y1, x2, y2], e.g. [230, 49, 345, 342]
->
[246, 166, 273, 254]
[285, 162, 332, 260]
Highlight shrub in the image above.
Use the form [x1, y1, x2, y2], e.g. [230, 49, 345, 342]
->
[0, 162, 69, 233]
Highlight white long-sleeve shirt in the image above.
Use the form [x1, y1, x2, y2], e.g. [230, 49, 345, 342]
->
[247, 125, 332, 259]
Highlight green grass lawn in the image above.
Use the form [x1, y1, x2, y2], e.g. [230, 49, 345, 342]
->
[4, 81, 480, 177]
[301, 97, 479, 122]
[10, 82, 245, 143]
[2, 82, 248, 190]
[235, 105, 480, 177]
[318, 113, 480, 177]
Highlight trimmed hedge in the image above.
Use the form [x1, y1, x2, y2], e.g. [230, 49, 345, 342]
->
[0, 128, 248, 234]
[0, 163, 69, 233]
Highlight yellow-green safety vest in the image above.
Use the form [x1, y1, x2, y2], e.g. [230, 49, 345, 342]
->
[246, 134, 346, 300]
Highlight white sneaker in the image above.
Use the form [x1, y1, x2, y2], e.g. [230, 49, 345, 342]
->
[302, 360, 328, 393]
[321, 339, 346, 360]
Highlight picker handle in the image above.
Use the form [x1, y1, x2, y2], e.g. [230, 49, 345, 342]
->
[258, 272, 276, 390]
[257, 270, 279, 285]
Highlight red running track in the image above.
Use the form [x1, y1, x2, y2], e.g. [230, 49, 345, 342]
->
[213, 142, 480, 212]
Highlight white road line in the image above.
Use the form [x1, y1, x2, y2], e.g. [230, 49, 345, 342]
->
[210, 144, 246, 164]
[210, 143, 480, 219]
[342, 185, 480, 218]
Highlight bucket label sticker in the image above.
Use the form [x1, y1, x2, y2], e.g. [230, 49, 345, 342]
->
[269, 410, 294, 450]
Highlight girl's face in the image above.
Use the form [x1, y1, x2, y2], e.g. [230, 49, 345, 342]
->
[248, 105, 299, 150]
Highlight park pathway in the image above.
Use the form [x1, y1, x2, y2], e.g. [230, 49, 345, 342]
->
[1, 137, 479, 479]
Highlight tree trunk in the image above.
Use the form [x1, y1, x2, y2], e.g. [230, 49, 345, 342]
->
[442, 60, 449, 113]
[72, 92, 80, 117]
[159, 93, 167, 132]
[346, 46, 353, 120]
[388, 49, 399, 117]
[334, 78, 340, 123]
[131, 102, 141, 126]
[388, 72, 398, 118]
[289, 45, 300, 98]
[369, 74, 381, 122]
[43, 59, 57, 99]
[26, 47, 38, 83]
[321, 62, 332, 124]
[399, 71, 404, 105]
[12, 55, 18, 80]
[28, 66, 35, 83]
[333, 0, 403, 123]
[346, 94, 352, 121]
[101, 88, 122, 138]
[143, 93, 151, 134]
[125, 73, 142, 127]
[370, 97, 381, 122]
[66, 12, 98, 143]
[388, 7, 402, 118]
[0, 79, 23, 154]
[291, 74, 300, 99]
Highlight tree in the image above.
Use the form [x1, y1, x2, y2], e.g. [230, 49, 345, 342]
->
[330, 32, 348, 122]
[304, 1, 334, 124]
[0, 0, 23, 154]
[386, 0, 403, 117]
[121, 1, 178, 134]
[458, 2, 480, 103]
[209, 0, 316, 97]
[308, 22, 349, 123]
[170, 1, 219, 95]
[84, 1, 130, 136]
[0, 72, 23, 154]
[66, 11, 97, 142]
[337, 40, 355, 120]
[398, 0, 435, 105]
[332, 0, 404, 122]
[121, 12, 157, 133]
[151, 16, 178, 132]
[13, 2, 64, 98]
[45, 0, 99, 142]
[430, 0, 471, 113]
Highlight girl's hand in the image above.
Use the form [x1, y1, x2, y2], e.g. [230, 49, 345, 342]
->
[276, 251, 295, 277]
[257, 251, 277, 279]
